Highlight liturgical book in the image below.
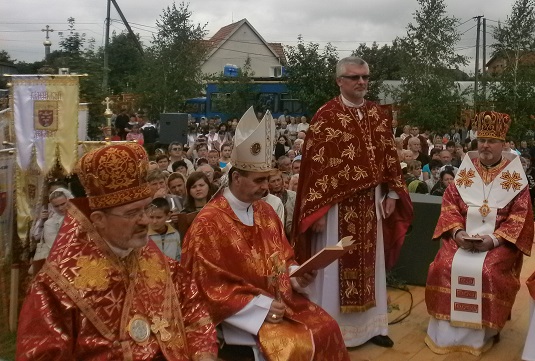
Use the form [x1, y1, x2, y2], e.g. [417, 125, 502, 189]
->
[289, 236, 355, 277]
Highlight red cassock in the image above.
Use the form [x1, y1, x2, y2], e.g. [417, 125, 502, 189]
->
[426, 179, 534, 330]
[292, 96, 413, 312]
[16, 198, 217, 361]
[181, 195, 350, 361]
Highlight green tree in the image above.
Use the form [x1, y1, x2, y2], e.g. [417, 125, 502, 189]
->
[210, 58, 260, 119]
[137, 1, 207, 116]
[104, 31, 144, 94]
[285, 36, 339, 115]
[393, 0, 468, 133]
[489, 0, 535, 139]
[0, 50, 15, 64]
[352, 41, 403, 101]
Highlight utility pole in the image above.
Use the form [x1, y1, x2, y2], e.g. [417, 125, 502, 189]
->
[102, 0, 144, 92]
[482, 18, 487, 104]
[102, 0, 111, 92]
[474, 15, 483, 111]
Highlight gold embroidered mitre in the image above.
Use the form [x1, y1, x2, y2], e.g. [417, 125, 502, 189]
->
[472, 111, 511, 140]
[76, 142, 151, 209]
[230, 106, 275, 172]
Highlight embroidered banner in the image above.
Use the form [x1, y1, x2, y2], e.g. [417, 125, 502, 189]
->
[12, 75, 80, 174]
[0, 151, 16, 259]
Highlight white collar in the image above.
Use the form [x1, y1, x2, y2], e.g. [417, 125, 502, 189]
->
[341, 94, 365, 108]
[224, 188, 254, 226]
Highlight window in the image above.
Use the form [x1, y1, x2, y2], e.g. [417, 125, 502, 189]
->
[270, 66, 283, 78]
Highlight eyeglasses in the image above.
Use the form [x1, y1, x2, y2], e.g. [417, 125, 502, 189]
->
[105, 205, 156, 221]
[339, 74, 370, 81]
[477, 138, 501, 145]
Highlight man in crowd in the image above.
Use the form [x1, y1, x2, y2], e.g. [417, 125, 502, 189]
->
[293, 56, 413, 348]
[168, 141, 194, 175]
[181, 107, 349, 361]
[291, 158, 301, 175]
[17, 142, 217, 360]
[277, 155, 292, 173]
[268, 169, 296, 238]
[403, 125, 429, 155]
[408, 137, 430, 166]
[425, 111, 534, 355]
[115, 106, 130, 140]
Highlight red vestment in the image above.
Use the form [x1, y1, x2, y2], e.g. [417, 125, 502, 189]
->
[292, 96, 413, 312]
[426, 158, 534, 330]
[16, 198, 217, 361]
[181, 195, 349, 361]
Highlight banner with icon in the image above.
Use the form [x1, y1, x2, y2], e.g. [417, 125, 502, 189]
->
[11, 75, 80, 174]
[0, 151, 16, 259]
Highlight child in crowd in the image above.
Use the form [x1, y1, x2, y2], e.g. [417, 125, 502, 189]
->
[155, 154, 170, 171]
[148, 197, 181, 261]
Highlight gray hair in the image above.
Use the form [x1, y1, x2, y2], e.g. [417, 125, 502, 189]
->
[336, 56, 368, 77]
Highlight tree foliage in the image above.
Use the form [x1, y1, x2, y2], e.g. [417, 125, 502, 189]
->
[489, 0, 535, 139]
[393, 0, 468, 132]
[105, 31, 144, 94]
[285, 36, 339, 115]
[136, 1, 208, 116]
[352, 41, 403, 101]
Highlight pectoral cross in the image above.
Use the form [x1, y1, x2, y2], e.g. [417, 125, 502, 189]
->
[151, 316, 172, 342]
[41, 25, 54, 40]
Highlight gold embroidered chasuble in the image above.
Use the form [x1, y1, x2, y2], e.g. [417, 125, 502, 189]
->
[181, 195, 350, 361]
[426, 154, 534, 330]
[292, 96, 412, 312]
[16, 199, 217, 361]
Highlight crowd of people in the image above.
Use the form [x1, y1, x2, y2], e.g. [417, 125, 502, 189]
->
[15, 56, 535, 361]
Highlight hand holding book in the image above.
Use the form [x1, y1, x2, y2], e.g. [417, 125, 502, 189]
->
[289, 236, 355, 277]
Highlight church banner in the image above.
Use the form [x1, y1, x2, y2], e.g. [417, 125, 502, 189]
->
[11, 75, 80, 174]
[0, 151, 16, 259]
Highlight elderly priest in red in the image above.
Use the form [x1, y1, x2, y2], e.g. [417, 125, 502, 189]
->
[16, 143, 218, 361]
[425, 111, 534, 356]
[181, 107, 350, 361]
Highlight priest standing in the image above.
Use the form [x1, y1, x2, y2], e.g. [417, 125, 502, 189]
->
[292, 56, 413, 348]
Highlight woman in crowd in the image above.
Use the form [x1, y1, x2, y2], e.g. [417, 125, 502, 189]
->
[430, 168, 455, 196]
[405, 160, 428, 194]
[126, 124, 144, 145]
[182, 171, 214, 213]
[274, 135, 291, 160]
[32, 188, 73, 273]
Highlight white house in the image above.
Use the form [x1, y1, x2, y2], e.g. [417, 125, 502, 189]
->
[202, 19, 286, 78]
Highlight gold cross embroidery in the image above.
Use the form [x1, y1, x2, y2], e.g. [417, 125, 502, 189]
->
[151, 316, 172, 342]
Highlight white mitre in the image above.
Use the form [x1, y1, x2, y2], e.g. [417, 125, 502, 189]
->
[230, 106, 275, 172]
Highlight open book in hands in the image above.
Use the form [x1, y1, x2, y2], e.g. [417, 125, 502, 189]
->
[289, 236, 355, 277]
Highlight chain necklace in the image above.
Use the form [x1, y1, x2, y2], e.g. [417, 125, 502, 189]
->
[479, 175, 495, 220]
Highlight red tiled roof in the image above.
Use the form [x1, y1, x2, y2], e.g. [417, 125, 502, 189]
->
[268, 42, 286, 65]
[208, 20, 243, 49]
[204, 19, 286, 64]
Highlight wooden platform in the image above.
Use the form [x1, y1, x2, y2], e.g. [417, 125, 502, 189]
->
[348, 249, 535, 361]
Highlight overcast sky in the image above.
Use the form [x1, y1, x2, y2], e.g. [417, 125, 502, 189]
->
[0, 0, 519, 74]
